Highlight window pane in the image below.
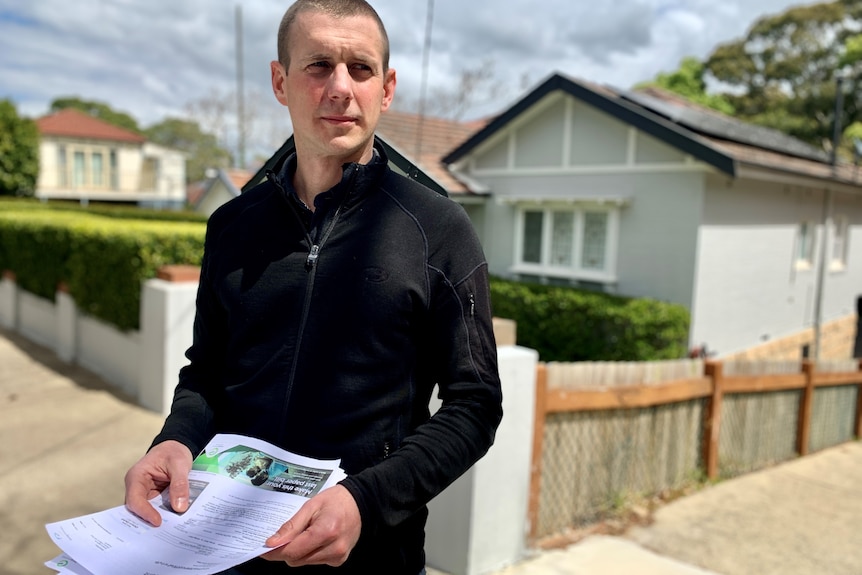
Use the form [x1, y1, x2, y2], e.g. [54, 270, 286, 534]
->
[110, 149, 119, 188]
[832, 217, 848, 264]
[550, 211, 574, 266]
[798, 222, 813, 262]
[57, 146, 67, 187]
[73, 151, 86, 187]
[522, 211, 543, 264]
[92, 152, 103, 187]
[582, 212, 608, 270]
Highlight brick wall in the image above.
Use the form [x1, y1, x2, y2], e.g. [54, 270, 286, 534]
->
[723, 314, 859, 361]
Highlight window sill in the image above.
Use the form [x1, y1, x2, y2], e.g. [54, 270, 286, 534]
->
[510, 264, 617, 284]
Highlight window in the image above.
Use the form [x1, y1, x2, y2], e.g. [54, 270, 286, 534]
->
[54, 146, 116, 190]
[73, 151, 86, 188]
[795, 221, 815, 269]
[110, 149, 119, 189]
[515, 205, 618, 282]
[831, 216, 849, 270]
[57, 146, 67, 187]
[91, 152, 104, 187]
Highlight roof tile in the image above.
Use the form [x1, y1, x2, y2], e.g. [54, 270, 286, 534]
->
[36, 108, 146, 144]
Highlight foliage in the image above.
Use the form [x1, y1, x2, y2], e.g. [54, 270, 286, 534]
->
[703, 0, 862, 150]
[489, 277, 690, 361]
[0, 99, 40, 197]
[0, 199, 205, 331]
[50, 96, 142, 133]
[637, 57, 735, 115]
[145, 117, 233, 183]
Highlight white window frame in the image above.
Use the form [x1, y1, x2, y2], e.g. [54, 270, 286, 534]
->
[512, 202, 619, 283]
[830, 216, 849, 272]
[59, 144, 114, 191]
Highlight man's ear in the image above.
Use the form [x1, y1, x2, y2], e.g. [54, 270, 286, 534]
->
[271, 61, 289, 107]
[380, 68, 397, 112]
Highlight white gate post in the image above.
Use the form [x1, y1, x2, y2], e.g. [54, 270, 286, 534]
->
[425, 345, 538, 575]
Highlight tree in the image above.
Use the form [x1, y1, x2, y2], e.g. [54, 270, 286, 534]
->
[703, 0, 862, 149]
[0, 99, 40, 197]
[637, 57, 735, 115]
[50, 96, 142, 133]
[145, 117, 232, 183]
[393, 60, 507, 120]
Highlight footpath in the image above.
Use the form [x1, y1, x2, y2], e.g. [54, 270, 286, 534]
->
[2, 326, 861, 575]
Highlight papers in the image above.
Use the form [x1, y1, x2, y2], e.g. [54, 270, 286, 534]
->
[45, 434, 346, 575]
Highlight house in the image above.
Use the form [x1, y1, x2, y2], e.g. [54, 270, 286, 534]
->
[255, 78, 862, 360]
[189, 168, 254, 217]
[34, 108, 186, 209]
[443, 73, 862, 360]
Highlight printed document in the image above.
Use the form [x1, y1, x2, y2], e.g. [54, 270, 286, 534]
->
[45, 434, 347, 575]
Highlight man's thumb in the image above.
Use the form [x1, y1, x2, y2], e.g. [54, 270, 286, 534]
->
[169, 476, 190, 514]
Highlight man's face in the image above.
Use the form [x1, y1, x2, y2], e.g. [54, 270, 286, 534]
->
[271, 10, 396, 164]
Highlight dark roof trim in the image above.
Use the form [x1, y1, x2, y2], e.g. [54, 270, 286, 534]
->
[243, 135, 448, 197]
[442, 73, 736, 177]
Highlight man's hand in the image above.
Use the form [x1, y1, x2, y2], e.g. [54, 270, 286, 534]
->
[124, 440, 194, 526]
[262, 484, 361, 567]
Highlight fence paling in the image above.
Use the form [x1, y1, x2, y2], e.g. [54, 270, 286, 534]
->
[529, 358, 862, 544]
[703, 362, 723, 481]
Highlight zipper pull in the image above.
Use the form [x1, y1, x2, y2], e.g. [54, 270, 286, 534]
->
[469, 293, 475, 317]
[306, 244, 320, 269]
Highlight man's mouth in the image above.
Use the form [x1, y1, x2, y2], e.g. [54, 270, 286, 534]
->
[322, 115, 357, 125]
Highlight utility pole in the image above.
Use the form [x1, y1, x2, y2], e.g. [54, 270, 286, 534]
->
[812, 74, 844, 360]
[415, 0, 434, 162]
[235, 4, 246, 170]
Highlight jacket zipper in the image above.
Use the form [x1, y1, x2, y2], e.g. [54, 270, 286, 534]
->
[271, 166, 356, 432]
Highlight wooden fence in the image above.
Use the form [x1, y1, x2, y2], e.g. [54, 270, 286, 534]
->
[528, 358, 862, 542]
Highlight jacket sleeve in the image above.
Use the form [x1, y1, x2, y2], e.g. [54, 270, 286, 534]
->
[340, 203, 504, 535]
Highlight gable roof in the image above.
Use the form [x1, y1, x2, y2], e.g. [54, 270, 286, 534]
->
[443, 72, 859, 186]
[36, 108, 146, 144]
[190, 168, 253, 208]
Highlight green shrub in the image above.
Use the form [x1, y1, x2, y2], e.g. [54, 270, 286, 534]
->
[0, 200, 205, 331]
[489, 276, 690, 361]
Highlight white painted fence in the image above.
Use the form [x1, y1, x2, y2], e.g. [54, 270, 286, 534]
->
[0, 272, 536, 575]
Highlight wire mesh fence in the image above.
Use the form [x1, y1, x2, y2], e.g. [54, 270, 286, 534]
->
[809, 385, 859, 453]
[531, 358, 862, 543]
[718, 390, 800, 478]
[535, 398, 705, 538]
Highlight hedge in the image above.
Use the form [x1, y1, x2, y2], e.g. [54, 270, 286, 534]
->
[0, 199, 205, 331]
[489, 276, 690, 361]
[0, 200, 689, 359]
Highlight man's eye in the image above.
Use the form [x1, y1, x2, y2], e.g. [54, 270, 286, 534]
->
[309, 61, 331, 71]
[350, 64, 374, 78]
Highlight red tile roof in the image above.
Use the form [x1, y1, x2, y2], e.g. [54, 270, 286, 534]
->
[376, 109, 489, 194]
[36, 108, 146, 144]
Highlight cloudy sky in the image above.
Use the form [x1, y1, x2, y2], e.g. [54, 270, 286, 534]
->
[0, 0, 815, 159]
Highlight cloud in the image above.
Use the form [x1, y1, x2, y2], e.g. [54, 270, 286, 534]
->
[0, 0, 815, 156]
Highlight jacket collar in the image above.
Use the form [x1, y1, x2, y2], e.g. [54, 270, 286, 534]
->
[273, 138, 389, 211]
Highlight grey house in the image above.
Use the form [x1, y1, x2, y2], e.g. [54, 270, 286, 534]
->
[253, 74, 861, 359]
[443, 73, 861, 359]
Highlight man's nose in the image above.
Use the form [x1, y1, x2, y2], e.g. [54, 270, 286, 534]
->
[327, 64, 353, 101]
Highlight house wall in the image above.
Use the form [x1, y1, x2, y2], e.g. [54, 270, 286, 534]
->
[463, 91, 705, 308]
[36, 137, 185, 207]
[691, 176, 862, 357]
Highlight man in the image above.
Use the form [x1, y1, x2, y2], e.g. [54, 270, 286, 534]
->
[124, 1, 503, 573]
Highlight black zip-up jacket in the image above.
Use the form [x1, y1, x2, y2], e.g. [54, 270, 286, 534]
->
[153, 142, 503, 574]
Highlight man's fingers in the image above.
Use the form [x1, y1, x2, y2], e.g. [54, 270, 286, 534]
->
[265, 513, 307, 548]
[124, 481, 164, 527]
